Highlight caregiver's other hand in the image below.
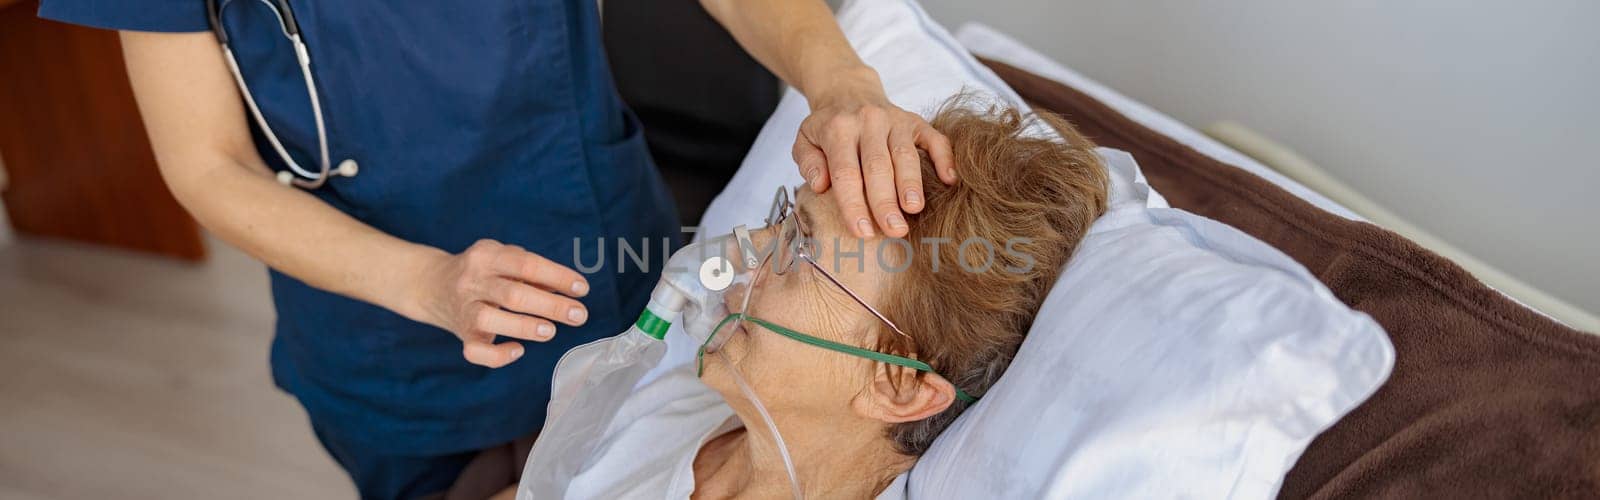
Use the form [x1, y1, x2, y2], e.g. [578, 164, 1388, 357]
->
[793, 67, 956, 238]
[413, 239, 590, 368]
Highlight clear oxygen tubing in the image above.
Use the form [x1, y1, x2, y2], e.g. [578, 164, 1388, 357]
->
[719, 348, 803, 499]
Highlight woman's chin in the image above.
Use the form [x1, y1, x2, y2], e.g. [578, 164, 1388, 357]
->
[697, 361, 738, 401]
[697, 326, 752, 396]
[703, 320, 749, 357]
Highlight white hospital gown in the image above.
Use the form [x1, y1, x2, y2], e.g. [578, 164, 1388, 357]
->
[564, 362, 908, 499]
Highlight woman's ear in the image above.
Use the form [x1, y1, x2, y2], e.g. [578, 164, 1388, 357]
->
[852, 364, 956, 424]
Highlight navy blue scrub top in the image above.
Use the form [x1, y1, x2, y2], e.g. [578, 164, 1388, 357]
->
[42, 0, 680, 455]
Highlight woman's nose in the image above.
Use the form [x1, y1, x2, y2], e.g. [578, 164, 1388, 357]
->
[732, 226, 776, 273]
[751, 225, 781, 262]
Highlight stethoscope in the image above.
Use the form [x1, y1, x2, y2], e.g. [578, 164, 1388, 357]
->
[205, 0, 358, 189]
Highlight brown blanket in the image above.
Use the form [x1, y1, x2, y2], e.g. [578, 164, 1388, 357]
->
[979, 58, 1600, 499]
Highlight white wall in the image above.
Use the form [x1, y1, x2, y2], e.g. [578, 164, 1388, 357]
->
[920, 0, 1599, 313]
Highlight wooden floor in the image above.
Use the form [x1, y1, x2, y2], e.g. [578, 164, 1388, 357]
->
[0, 236, 352, 499]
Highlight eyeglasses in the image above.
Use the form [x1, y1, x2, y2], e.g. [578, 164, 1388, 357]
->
[766, 187, 912, 340]
[696, 187, 976, 404]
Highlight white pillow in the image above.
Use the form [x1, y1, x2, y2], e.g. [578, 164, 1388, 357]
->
[911, 150, 1394, 499]
[657, 0, 1395, 498]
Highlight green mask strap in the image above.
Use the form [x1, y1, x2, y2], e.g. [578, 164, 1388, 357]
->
[695, 314, 741, 378]
[698, 313, 977, 403]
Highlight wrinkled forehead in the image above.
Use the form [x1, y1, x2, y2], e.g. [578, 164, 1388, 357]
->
[789, 188, 894, 290]
[791, 188, 838, 237]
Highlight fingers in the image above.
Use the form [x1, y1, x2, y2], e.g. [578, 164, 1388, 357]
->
[859, 111, 908, 237]
[887, 118, 925, 216]
[822, 125, 876, 238]
[470, 301, 556, 341]
[490, 279, 588, 327]
[792, 134, 830, 193]
[798, 102, 954, 239]
[915, 122, 957, 185]
[462, 335, 524, 368]
[488, 244, 589, 297]
[449, 240, 591, 369]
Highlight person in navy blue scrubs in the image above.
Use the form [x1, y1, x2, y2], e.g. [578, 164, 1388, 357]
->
[40, 0, 957, 497]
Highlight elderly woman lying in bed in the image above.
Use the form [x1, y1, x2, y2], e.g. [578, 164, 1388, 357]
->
[530, 100, 1109, 499]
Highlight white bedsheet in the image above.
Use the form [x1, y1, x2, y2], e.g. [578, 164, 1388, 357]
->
[955, 23, 1364, 221]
